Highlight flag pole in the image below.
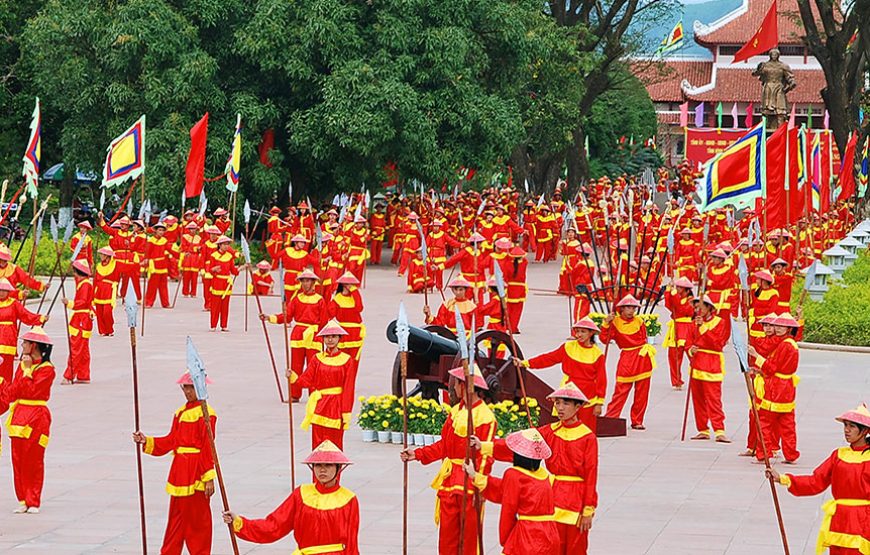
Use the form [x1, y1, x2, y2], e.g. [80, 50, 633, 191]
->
[279, 264, 296, 490]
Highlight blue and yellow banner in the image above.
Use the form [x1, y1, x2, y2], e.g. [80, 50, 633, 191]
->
[225, 114, 241, 193]
[102, 115, 146, 188]
[698, 122, 766, 212]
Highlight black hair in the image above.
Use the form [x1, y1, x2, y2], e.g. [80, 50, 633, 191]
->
[74, 267, 89, 278]
[36, 342, 52, 363]
[513, 452, 541, 471]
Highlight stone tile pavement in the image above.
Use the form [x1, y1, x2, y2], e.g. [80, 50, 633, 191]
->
[0, 260, 864, 554]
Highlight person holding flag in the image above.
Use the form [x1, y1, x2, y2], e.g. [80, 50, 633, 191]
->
[98, 214, 141, 301]
[208, 236, 239, 332]
[93, 247, 120, 336]
[223, 440, 360, 553]
[132, 370, 217, 555]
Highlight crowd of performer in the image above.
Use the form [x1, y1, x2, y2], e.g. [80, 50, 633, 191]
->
[0, 167, 864, 554]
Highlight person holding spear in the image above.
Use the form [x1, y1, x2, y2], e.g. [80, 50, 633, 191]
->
[765, 404, 870, 555]
[222, 440, 360, 553]
[685, 295, 732, 443]
[131, 369, 218, 555]
[399, 364, 497, 555]
[663, 277, 695, 390]
[93, 247, 120, 337]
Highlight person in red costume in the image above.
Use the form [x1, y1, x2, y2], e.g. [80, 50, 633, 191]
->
[133, 371, 216, 555]
[443, 233, 490, 304]
[261, 269, 327, 401]
[0, 244, 45, 301]
[328, 272, 365, 361]
[463, 428, 558, 555]
[1, 326, 54, 514]
[601, 294, 656, 430]
[766, 404, 870, 555]
[749, 312, 802, 463]
[61, 259, 94, 384]
[248, 261, 274, 296]
[739, 313, 781, 458]
[280, 234, 318, 301]
[199, 226, 221, 311]
[749, 269, 780, 343]
[98, 214, 140, 300]
[69, 220, 93, 267]
[517, 317, 606, 432]
[473, 383, 599, 554]
[223, 440, 360, 554]
[207, 236, 239, 332]
[400, 365, 497, 555]
[663, 277, 695, 390]
[705, 248, 737, 318]
[179, 221, 203, 297]
[212, 207, 231, 235]
[686, 295, 732, 443]
[0, 278, 46, 383]
[296, 320, 358, 449]
[369, 203, 387, 265]
[423, 276, 478, 333]
[504, 246, 529, 333]
[93, 247, 120, 336]
[770, 258, 794, 311]
[142, 222, 174, 308]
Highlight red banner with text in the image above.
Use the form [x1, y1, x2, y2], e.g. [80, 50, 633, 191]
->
[684, 128, 748, 167]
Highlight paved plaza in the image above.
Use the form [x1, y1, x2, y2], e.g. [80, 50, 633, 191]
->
[0, 259, 864, 554]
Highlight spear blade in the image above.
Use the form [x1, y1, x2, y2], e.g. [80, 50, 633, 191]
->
[243, 200, 251, 225]
[49, 214, 58, 243]
[62, 218, 74, 243]
[240, 234, 252, 265]
[35, 214, 44, 245]
[396, 302, 410, 352]
[125, 286, 139, 328]
[454, 306, 469, 361]
[493, 259, 506, 299]
[417, 221, 428, 263]
[186, 337, 209, 401]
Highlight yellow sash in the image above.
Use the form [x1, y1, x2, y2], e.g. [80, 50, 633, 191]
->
[816, 498, 870, 554]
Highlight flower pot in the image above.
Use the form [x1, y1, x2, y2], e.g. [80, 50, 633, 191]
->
[424, 434, 435, 445]
[362, 430, 377, 442]
[377, 431, 391, 443]
[391, 431, 405, 444]
[647, 336, 657, 345]
[414, 433, 426, 445]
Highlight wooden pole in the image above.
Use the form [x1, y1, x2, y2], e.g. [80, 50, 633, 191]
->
[502, 298, 534, 428]
[140, 263, 147, 337]
[128, 327, 148, 555]
[401, 349, 409, 555]
[246, 266, 283, 402]
[279, 268, 296, 489]
[198, 399, 240, 555]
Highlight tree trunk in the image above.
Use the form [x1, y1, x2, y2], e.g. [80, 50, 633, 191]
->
[566, 125, 590, 192]
[509, 144, 530, 196]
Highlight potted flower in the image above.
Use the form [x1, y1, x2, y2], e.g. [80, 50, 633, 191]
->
[357, 396, 378, 442]
[640, 313, 662, 344]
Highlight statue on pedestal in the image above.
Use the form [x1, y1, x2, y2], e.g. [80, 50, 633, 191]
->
[752, 48, 796, 129]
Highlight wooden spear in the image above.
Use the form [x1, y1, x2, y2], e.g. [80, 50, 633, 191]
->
[395, 303, 411, 555]
[123, 288, 148, 554]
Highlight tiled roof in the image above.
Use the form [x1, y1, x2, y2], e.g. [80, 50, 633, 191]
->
[683, 68, 826, 103]
[637, 60, 713, 103]
[694, 0, 811, 46]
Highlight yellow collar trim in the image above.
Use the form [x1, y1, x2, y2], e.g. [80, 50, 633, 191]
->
[299, 484, 356, 511]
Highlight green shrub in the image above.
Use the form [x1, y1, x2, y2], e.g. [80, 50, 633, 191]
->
[802, 252, 870, 345]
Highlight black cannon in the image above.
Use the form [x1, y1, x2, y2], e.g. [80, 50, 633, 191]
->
[386, 321, 556, 424]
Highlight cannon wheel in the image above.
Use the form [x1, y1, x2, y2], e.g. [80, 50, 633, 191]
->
[390, 325, 457, 400]
[474, 330, 524, 381]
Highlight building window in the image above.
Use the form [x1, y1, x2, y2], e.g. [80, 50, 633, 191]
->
[720, 46, 740, 55]
[720, 45, 804, 57]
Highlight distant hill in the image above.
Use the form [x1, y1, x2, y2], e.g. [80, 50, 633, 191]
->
[640, 0, 743, 59]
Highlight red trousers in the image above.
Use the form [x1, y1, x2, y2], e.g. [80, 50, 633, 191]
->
[11, 437, 45, 508]
[119, 268, 142, 300]
[535, 240, 555, 262]
[757, 409, 799, 462]
[556, 522, 588, 555]
[94, 303, 115, 335]
[391, 243, 403, 265]
[690, 379, 725, 435]
[290, 348, 317, 399]
[370, 240, 383, 265]
[145, 273, 170, 308]
[506, 302, 524, 333]
[209, 295, 230, 330]
[311, 424, 344, 451]
[160, 492, 212, 555]
[437, 492, 482, 555]
[64, 331, 91, 381]
[605, 378, 650, 427]
[201, 277, 212, 310]
[668, 346, 686, 387]
[181, 270, 198, 296]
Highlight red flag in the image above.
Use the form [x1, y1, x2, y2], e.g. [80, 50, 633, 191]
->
[184, 113, 209, 199]
[744, 102, 754, 128]
[787, 128, 804, 224]
[258, 129, 274, 168]
[837, 132, 858, 201]
[679, 102, 689, 128]
[732, 1, 779, 64]
[764, 123, 788, 230]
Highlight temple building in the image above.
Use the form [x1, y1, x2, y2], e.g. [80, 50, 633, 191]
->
[637, 0, 827, 164]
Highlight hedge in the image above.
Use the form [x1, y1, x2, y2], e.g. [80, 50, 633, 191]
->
[802, 251, 870, 346]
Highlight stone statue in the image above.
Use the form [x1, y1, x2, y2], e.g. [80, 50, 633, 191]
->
[752, 48, 797, 129]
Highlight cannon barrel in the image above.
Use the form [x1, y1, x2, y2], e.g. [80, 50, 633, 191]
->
[386, 320, 461, 362]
